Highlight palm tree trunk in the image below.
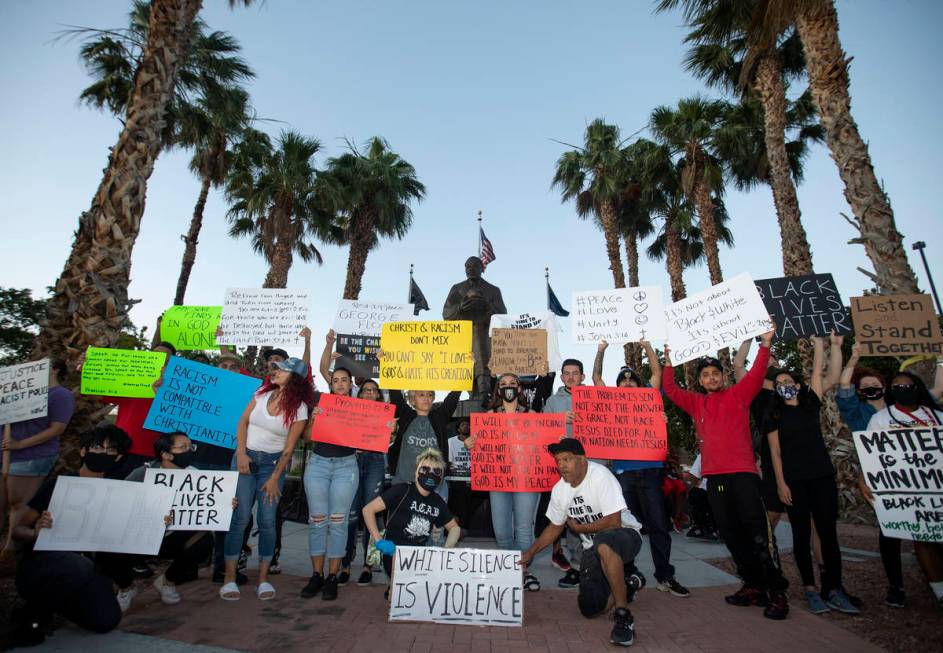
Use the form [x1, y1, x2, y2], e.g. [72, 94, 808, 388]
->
[599, 200, 626, 289]
[693, 182, 723, 286]
[622, 230, 642, 370]
[342, 217, 376, 301]
[173, 172, 212, 305]
[263, 239, 293, 289]
[794, 1, 918, 294]
[663, 216, 697, 388]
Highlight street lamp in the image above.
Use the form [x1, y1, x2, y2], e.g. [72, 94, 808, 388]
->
[912, 241, 942, 315]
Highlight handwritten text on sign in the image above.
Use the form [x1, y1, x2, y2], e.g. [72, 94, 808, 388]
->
[572, 286, 666, 344]
[380, 321, 473, 391]
[850, 294, 943, 357]
[389, 546, 523, 627]
[333, 300, 414, 336]
[311, 393, 395, 453]
[754, 273, 851, 340]
[853, 428, 943, 542]
[144, 468, 238, 531]
[80, 348, 166, 398]
[489, 328, 548, 376]
[335, 334, 381, 379]
[665, 273, 772, 364]
[160, 306, 222, 351]
[0, 359, 49, 424]
[219, 288, 310, 347]
[470, 413, 563, 492]
[572, 386, 667, 461]
[144, 357, 262, 449]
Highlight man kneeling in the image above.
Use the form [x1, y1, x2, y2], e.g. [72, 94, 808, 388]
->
[520, 438, 643, 647]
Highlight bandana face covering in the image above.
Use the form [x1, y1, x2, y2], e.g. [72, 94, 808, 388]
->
[776, 384, 799, 400]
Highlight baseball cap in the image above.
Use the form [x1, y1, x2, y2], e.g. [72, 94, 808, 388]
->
[274, 357, 309, 378]
[548, 438, 586, 456]
[263, 348, 289, 362]
[615, 367, 642, 387]
[765, 366, 784, 382]
[695, 357, 723, 375]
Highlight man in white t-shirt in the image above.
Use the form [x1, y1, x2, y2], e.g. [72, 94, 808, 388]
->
[520, 438, 643, 647]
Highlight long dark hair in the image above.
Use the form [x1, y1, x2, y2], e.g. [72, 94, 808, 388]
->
[887, 371, 939, 411]
[257, 374, 316, 427]
[488, 373, 529, 411]
[762, 369, 818, 428]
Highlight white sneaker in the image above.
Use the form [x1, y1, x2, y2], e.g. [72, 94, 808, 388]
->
[116, 584, 138, 612]
[154, 573, 181, 605]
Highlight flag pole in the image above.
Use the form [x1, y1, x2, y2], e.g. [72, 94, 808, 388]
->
[477, 210, 483, 256]
[408, 263, 414, 302]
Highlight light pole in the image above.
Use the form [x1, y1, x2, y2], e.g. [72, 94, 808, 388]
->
[912, 241, 942, 315]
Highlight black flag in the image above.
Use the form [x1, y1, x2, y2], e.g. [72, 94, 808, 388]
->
[409, 277, 430, 315]
[547, 282, 569, 317]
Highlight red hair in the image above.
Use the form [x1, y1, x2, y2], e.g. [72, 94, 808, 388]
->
[257, 374, 316, 427]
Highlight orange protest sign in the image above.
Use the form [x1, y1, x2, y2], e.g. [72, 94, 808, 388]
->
[572, 386, 667, 461]
[470, 412, 564, 492]
[310, 394, 395, 453]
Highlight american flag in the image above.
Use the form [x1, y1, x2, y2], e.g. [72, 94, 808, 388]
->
[479, 226, 496, 269]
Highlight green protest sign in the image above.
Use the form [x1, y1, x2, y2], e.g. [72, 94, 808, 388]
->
[160, 306, 222, 351]
[80, 347, 167, 398]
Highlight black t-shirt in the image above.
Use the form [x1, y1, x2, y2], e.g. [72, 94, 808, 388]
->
[763, 392, 834, 483]
[380, 482, 453, 547]
[751, 389, 775, 473]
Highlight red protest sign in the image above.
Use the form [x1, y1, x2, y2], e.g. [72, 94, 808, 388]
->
[572, 386, 667, 461]
[470, 412, 564, 492]
[310, 394, 395, 453]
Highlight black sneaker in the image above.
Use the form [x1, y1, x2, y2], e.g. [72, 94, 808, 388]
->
[300, 572, 324, 598]
[725, 584, 767, 607]
[763, 590, 789, 620]
[357, 569, 373, 586]
[610, 607, 635, 647]
[885, 586, 906, 608]
[626, 571, 646, 603]
[558, 569, 580, 588]
[322, 573, 339, 600]
[656, 577, 691, 598]
[212, 569, 249, 586]
[337, 569, 350, 586]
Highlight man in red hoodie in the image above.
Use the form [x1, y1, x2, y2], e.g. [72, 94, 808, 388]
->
[661, 326, 789, 620]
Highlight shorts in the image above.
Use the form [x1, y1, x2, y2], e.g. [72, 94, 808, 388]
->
[759, 466, 785, 514]
[662, 477, 686, 498]
[8, 454, 58, 477]
[577, 528, 642, 617]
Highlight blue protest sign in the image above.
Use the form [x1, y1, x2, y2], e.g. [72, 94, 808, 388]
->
[144, 357, 262, 449]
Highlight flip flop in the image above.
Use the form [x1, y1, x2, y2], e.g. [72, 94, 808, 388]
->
[257, 581, 276, 601]
[219, 582, 240, 601]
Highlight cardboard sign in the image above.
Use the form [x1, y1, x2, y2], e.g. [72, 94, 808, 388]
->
[35, 477, 176, 555]
[80, 347, 166, 398]
[470, 413, 563, 492]
[754, 273, 852, 340]
[144, 468, 238, 531]
[379, 321, 473, 391]
[144, 357, 262, 449]
[665, 273, 772, 364]
[571, 386, 667, 461]
[850, 294, 943, 357]
[853, 427, 943, 542]
[310, 393, 395, 453]
[571, 286, 666, 344]
[160, 306, 222, 351]
[335, 334, 381, 379]
[218, 288, 310, 347]
[490, 312, 564, 372]
[333, 300, 414, 336]
[489, 328, 548, 376]
[0, 359, 49, 424]
[389, 546, 523, 627]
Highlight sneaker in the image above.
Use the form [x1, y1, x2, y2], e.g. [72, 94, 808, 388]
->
[805, 590, 830, 614]
[337, 569, 350, 586]
[825, 589, 860, 615]
[116, 585, 138, 612]
[523, 573, 540, 592]
[357, 569, 373, 586]
[300, 572, 324, 598]
[322, 573, 339, 600]
[610, 607, 635, 647]
[725, 584, 767, 607]
[154, 574, 182, 605]
[672, 517, 685, 534]
[657, 577, 691, 598]
[685, 526, 704, 539]
[551, 549, 572, 572]
[763, 591, 789, 620]
[558, 569, 580, 589]
[885, 586, 906, 608]
[132, 562, 154, 579]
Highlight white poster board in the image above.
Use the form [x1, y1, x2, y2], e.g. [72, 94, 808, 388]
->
[333, 300, 414, 336]
[571, 286, 666, 344]
[35, 477, 176, 555]
[389, 546, 523, 627]
[218, 288, 311, 347]
[664, 273, 772, 364]
[144, 468, 238, 531]
[0, 359, 49, 423]
[853, 427, 943, 542]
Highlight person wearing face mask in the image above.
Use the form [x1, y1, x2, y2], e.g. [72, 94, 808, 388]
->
[362, 448, 461, 601]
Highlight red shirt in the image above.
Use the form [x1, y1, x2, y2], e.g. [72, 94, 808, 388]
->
[103, 396, 163, 457]
[662, 346, 770, 477]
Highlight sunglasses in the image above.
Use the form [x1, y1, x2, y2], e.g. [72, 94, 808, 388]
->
[418, 465, 443, 475]
[891, 384, 915, 390]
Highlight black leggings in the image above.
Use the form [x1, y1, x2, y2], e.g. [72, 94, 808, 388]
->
[879, 533, 904, 589]
[784, 475, 841, 594]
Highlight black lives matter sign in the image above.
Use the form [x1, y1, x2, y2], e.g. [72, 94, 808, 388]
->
[754, 273, 851, 340]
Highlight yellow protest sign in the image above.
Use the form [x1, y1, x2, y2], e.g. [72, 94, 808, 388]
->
[80, 347, 167, 398]
[160, 306, 222, 351]
[379, 321, 473, 391]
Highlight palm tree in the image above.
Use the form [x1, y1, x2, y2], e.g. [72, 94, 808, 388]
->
[316, 138, 426, 300]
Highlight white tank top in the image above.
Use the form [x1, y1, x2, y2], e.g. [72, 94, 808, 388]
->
[246, 390, 309, 454]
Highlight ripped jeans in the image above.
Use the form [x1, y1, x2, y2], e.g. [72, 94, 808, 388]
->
[342, 452, 387, 569]
[304, 453, 359, 559]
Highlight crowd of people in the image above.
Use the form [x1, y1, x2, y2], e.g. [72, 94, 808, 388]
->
[3, 321, 943, 648]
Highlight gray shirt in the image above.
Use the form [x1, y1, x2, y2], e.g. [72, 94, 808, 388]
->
[393, 415, 438, 484]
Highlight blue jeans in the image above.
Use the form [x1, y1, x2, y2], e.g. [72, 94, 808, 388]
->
[618, 468, 675, 582]
[224, 450, 284, 561]
[342, 452, 387, 568]
[305, 453, 359, 559]
[489, 491, 539, 552]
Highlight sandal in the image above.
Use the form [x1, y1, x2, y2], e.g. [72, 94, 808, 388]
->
[257, 582, 276, 601]
[524, 573, 541, 592]
[219, 582, 240, 601]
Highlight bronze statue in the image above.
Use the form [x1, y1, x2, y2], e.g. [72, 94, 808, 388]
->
[443, 256, 507, 399]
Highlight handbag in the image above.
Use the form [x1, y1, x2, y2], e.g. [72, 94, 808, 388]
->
[365, 488, 409, 567]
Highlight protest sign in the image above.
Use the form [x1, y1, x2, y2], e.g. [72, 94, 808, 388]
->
[35, 477, 176, 555]
[490, 311, 563, 372]
[144, 468, 238, 531]
[754, 273, 852, 340]
[379, 321, 473, 391]
[80, 347, 166, 398]
[852, 427, 943, 542]
[335, 333, 381, 379]
[310, 393, 396, 453]
[664, 273, 772, 364]
[389, 546, 523, 627]
[333, 300, 414, 336]
[850, 294, 943, 357]
[144, 357, 262, 449]
[218, 288, 310, 347]
[571, 386, 667, 461]
[0, 359, 49, 424]
[571, 286, 666, 344]
[159, 306, 222, 351]
[489, 328, 548, 376]
[470, 413, 563, 492]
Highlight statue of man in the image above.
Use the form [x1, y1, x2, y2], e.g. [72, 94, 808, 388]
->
[443, 256, 507, 400]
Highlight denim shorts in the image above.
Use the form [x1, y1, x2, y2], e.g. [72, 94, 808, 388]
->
[8, 454, 58, 477]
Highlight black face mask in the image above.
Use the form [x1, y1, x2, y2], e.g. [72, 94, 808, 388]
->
[499, 387, 518, 403]
[417, 470, 442, 491]
[858, 386, 884, 401]
[893, 385, 919, 406]
[83, 452, 120, 474]
[172, 452, 196, 469]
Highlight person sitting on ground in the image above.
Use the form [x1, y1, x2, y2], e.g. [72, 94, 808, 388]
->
[683, 454, 718, 541]
[520, 438, 644, 647]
